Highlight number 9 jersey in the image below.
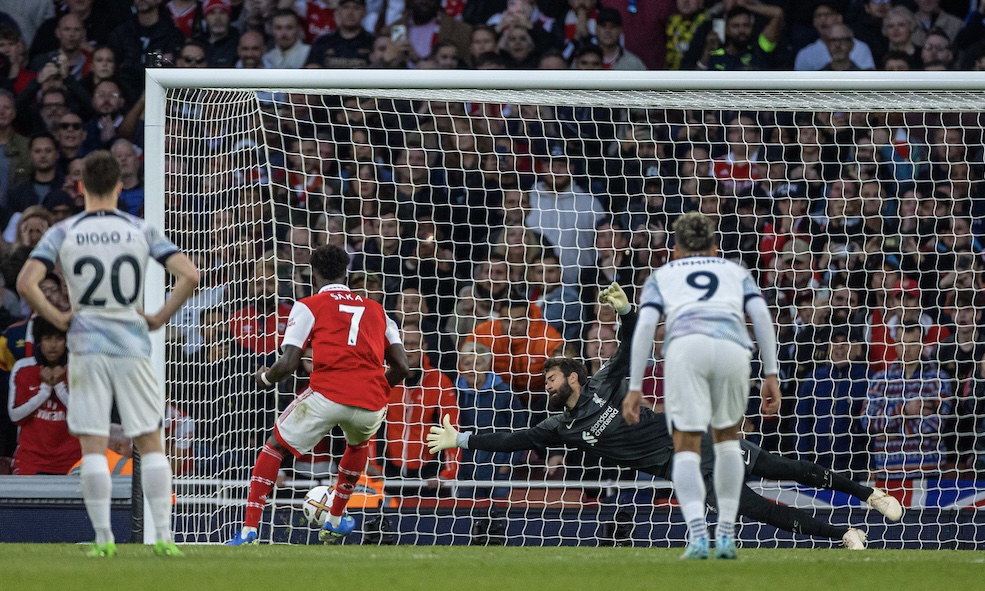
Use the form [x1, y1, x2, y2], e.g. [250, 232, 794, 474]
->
[29, 211, 179, 357]
[639, 256, 761, 352]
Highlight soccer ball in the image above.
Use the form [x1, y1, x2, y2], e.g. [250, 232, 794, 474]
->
[302, 485, 336, 527]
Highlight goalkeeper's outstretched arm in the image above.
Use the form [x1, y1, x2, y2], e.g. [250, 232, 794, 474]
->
[427, 415, 551, 454]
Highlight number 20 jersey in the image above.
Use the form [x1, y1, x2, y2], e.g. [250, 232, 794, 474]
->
[29, 211, 179, 358]
[281, 284, 401, 412]
[639, 256, 761, 351]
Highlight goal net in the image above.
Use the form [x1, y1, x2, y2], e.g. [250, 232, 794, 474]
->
[148, 70, 985, 549]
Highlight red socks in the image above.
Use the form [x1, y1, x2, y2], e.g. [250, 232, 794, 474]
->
[331, 441, 369, 517]
[244, 443, 284, 528]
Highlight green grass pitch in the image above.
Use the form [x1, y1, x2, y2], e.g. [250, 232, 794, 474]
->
[1, 544, 982, 591]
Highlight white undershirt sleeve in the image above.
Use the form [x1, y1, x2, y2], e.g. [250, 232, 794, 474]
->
[745, 296, 779, 376]
[628, 306, 661, 391]
[384, 315, 401, 345]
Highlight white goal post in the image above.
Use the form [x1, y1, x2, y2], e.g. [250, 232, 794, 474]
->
[146, 69, 985, 549]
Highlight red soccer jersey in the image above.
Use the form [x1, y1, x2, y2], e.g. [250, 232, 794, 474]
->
[282, 284, 400, 411]
[8, 358, 80, 475]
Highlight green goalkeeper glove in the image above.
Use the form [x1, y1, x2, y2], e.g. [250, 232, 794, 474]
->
[599, 282, 631, 315]
[427, 414, 460, 454]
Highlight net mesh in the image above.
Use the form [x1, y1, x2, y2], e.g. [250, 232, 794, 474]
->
[160, 84, 984, 549]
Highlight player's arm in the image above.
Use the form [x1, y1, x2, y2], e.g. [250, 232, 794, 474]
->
[745, 295, 781, 415]
[598, 282, 637, 378]
[16, 259, 71, 331]
[625, 305, 661, 425]
[427, 414, 560, 454]
[143, 252, 201, 331]
[258, 344, 304, 387]
[383, 315, 409, 387]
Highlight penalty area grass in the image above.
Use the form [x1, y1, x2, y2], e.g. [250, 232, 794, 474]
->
[0, 544, 981, 591]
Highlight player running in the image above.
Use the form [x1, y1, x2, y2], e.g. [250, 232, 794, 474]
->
[227, 244, 409, 545]
[427, 282, 900, 551]
[17, 150, 200, 557]
[626, 211, 781, 559]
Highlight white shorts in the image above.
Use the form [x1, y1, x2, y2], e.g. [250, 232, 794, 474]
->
[274, 388, 386, 457]
[663, 334, 752, 432]
[67, 353, 163, 438]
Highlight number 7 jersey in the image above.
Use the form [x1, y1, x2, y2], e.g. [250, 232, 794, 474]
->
[639, 256, 761, 352]
[281, 284, 401, 412]
[29, 210, 179, 358]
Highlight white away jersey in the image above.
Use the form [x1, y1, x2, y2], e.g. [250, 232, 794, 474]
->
[639, 256, 761, 350]
[30, 211, 179, 357]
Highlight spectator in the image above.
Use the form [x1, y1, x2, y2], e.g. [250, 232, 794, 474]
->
[935, 292, 985, 466]
[700, 4, 784, 71]
[54, 111, 88, 170]
[869, 278, 950, 373]
[527, 252, 583, 341]
[0, 89, 30, 198]
[454, 340, 528, 499]
[583, 317, 618, 375]
[430, 40, 462, 68]
[862, 324, 953, 481]
[793, 330, 869, 475]
[111, 138, 143, 216]
[880, 6, 920, 68]
[666, 0, 709, 70]
[30, 0, 120, 57]
[7, 317, 79, 475]
[381, 326, 459, 492]
[29, 13, 91, 82]
[264, 9, 310, 69]
[236, 30, 266, 68]
[537, 47, 568, 69]
[713, 112, 764, 195]
[469, 24, 498, 65]
[167, 0, 204, 38]
[0, 23, 36, 96]
[290, 0, 338, 44]
[559, 0, 598, 58]
[920, 27, 954, 70]
[911, 0, 963, 46]
[466, 298, 564, 400]
[199, 0, 239, 68]
[488, 0, 560, 54]
[6, 0, 55, 51]
[499, 24, 539, 68]
[794, 2, 874, 71]
[821, 23, 864, 70]
[526, 150, 604, 286]
[391, 0, 473, 65]
[305, 0, 373, 69]
[81, 45, 130, 104]
[108, 0, 184, 93]
[80, 79, 130, 153]
[595, 8, 644, 70]
[3, 134, 63, 221]
[601, 0, 673, 70]
[849, 0, 891, 63]
[176, 38, 209, 68]
[41, 190, 79, 223]
[229, 254, 293, 356]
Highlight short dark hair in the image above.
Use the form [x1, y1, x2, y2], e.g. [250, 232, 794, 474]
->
[29, 131, 56, 150]
[82, 150, 121, 196]
[310, 244, 350, 283]
[474, 51, 507, 69]
[543, 357, 588, 386]
[32, 315, 66, 344]
[673, 211, 716, 253]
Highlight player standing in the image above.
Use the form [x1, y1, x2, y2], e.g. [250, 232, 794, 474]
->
[227, 244, 409, 545]
[17, 150, 200, 557]
[624, 212, 782, 560]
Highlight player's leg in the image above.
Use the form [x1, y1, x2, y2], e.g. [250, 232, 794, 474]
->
[735, 484, 853, 541]
[229, 389, 318, 544]
[707, 341, 753, 559]
[320, 403, 385, 540]
[119, 357, 182, 555]
[67, 355, 116, 556]
[664, 335, 713, 558]
[746, 445, 902, 521]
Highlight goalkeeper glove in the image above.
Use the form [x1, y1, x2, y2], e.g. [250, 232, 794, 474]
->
[426, 414, 460, 454]
[599, 282, 631, 315]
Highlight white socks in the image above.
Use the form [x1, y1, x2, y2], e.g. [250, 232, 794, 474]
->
[713, 440, 744, 540]
[141, 452, 174, 543]
[80, 454, 114, 545]
[672, 451, 707, 543]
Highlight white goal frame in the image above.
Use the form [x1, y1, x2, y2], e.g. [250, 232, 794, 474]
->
[144, 69, 985, 546]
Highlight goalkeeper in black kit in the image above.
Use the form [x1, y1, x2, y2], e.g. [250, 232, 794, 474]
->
[427, 283, 902, 549]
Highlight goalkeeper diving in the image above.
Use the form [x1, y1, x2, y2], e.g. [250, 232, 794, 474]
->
[427, 283, 901, 548]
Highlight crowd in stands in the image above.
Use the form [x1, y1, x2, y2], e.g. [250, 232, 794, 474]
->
[0, 0, 983, 503]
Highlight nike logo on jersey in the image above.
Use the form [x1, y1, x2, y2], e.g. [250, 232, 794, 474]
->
[742, 446, 751, 466]
[581, 431, 598, 445]
[592, 394, 604, 406]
